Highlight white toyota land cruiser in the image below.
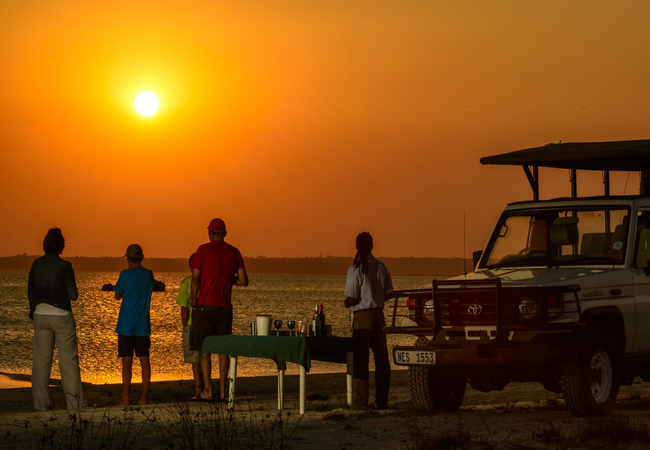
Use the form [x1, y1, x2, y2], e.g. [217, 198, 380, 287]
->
[385, 139, 650, 417]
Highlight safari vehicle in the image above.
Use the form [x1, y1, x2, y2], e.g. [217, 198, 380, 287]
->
[385, 139, 650, 417]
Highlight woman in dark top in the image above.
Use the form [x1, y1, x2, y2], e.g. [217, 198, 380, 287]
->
[28, 228, 88, 410]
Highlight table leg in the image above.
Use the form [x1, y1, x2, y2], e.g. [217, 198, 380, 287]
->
[277, 361, 286, 411]
[346, 351, 353, 407]
[299, 365, 306, 415]
[228, 356, 237, 410]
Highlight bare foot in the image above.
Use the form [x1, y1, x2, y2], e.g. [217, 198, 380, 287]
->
[137, 396, 148, 405]
[200, 390, 213, 401]
[115, 398, 129, 407]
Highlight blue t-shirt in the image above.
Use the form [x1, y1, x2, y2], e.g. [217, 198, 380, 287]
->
[114, 267, 154, 336]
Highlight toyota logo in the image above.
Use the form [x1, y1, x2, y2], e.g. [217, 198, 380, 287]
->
[468, 304, 483, 315]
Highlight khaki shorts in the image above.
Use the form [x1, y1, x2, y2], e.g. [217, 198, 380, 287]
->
[183, 328, 201, 364]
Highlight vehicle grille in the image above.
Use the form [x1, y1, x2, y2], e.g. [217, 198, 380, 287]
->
[438, 293, 519, 326]
[384, 280, 580, 336]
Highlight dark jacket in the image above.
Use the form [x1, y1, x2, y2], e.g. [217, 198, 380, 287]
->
[27, 253, 78, 319]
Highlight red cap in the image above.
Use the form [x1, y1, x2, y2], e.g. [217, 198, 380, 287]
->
[208, 218, 226, 232]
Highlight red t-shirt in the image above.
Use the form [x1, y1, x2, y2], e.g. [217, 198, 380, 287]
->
[190, 241, 245, 307]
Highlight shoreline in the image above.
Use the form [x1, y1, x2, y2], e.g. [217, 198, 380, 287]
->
[0, 370, 381, 413]
[0, 367, 410, 395]
[3, 369, 648, 412]
[0, 368, 565, 414]
[0, 374, 30, 389]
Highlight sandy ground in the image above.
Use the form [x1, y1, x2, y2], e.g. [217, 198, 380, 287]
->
[2, 369, 650, 449]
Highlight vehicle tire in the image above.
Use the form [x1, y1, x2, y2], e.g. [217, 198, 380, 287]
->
[562, 330, 620, 417]
[408, 337, 466, 411]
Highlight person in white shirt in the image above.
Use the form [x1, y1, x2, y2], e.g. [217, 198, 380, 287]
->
[344, 232, 393, 409]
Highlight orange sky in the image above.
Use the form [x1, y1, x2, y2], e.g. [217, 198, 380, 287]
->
[2, 1, 650, 259]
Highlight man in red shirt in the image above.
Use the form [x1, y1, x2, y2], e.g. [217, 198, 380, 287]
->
[190, 218, 249, 401]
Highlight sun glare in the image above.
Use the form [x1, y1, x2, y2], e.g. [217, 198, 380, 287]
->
[134, 91, 159, 116]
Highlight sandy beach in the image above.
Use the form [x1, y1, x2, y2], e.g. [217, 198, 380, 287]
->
[3, 369, 650, 449]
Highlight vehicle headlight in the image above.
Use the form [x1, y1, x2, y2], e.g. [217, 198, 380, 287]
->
[518, 297, 539, 320]
[424, 299, 435, 321]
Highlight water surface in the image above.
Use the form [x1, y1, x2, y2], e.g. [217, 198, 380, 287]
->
[0, 271, 432, 384]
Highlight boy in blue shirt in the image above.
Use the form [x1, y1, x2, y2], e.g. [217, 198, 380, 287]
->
[114, 244, 154, 406]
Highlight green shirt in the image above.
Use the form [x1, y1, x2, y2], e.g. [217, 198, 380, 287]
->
[176, 276, 193, 327]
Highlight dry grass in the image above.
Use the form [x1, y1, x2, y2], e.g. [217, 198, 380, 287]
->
[571, 413, 650, 447]
[1, 400, 302, 450]
[2, 406, 150, 450]
[399, 411, 650, 450]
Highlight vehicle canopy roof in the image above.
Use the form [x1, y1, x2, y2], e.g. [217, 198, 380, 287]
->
[480, 139, 650, 199]
[480, 139, 650, 171]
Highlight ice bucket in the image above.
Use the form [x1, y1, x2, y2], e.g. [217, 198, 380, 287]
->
[256, 315, 273, 336]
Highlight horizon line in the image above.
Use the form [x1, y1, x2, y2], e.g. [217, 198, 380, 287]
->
[0, 254, 471, 260]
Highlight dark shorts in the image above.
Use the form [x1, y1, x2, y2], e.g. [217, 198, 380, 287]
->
[189, 306, 233, 352]
[118, 335, 151, 358]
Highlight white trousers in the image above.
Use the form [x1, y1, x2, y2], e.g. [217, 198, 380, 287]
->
[32, 314, 86, 410]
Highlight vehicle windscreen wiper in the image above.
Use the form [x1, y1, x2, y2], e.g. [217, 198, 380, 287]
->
[549, 255, 622, 266]
[486, 255, 558, 269]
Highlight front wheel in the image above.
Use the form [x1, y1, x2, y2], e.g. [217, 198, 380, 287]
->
[408, 337, 466, 411]
[562, 330, 620, 417]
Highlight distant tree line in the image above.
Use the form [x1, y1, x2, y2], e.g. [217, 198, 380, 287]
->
[0, 255, 473, 276]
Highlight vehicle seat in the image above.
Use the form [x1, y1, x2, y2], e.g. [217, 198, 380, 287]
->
[549, 222, 579, 247]
[636, 229, 650, 269]
[635, 215, 650, 268]
[611, 214, 630, 246]
[612, 224, 627, 245]
[580, 233, 606, 256]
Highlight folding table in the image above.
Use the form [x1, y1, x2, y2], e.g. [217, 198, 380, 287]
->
[201, 335, 354, 414]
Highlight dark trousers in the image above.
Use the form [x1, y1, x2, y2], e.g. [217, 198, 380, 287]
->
[352, 309, 391, 406]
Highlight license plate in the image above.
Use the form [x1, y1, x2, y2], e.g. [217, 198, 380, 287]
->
[393, 349, 436, 366]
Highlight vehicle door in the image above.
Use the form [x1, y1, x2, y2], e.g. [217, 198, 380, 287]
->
[632, 208, 650, 353]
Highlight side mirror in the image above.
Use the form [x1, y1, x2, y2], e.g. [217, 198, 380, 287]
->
[472, 250, 483, 270]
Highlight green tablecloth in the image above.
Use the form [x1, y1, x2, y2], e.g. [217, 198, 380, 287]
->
[201, 335, 354, 373]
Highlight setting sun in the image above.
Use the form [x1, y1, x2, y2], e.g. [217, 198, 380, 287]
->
[134, 91, 159, 116]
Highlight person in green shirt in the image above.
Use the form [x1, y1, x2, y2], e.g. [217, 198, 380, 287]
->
[176, 254, 204, 400]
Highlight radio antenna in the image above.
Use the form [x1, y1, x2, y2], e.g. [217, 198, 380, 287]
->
[462, 211, 467, 276]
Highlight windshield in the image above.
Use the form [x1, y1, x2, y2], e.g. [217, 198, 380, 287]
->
[482, 207, 630, 269]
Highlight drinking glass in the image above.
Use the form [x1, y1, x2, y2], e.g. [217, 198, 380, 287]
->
[287, 320, 296, 336]
[274, 319, 283, 336]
